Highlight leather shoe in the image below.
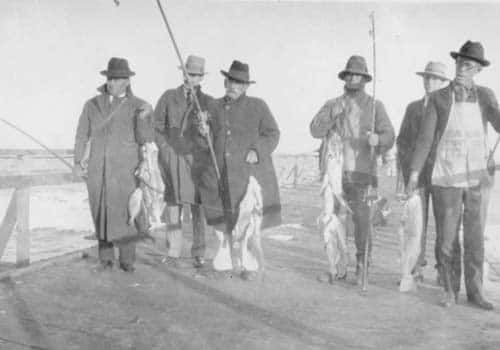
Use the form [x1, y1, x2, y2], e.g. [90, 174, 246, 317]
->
[193, 256, 206, 268]
[317, 272, 334, 284]
[467, 293, 494, 311]
[93, 260, 113, 272]
[119, 263, 135, 273]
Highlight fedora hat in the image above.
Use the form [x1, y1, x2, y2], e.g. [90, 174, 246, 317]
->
[100, 57, 135, 78]
[338, 55, 372, 82]
[450, 40, 490, 67]
[220, 60, 255, 84]
[416, 61, 449, 80]
[179, 55, 206, 75]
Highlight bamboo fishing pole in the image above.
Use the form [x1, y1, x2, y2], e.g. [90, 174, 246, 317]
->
[0, 118, 75, 172]
[155, 0, 221, 181]
[362, 11, 377, 292]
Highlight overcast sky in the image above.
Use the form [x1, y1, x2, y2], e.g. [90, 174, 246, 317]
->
[3, 0, 500, 154]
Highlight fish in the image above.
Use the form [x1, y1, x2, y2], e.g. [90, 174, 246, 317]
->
[399, 193, 423, 292]
[213, 176, 264, 277]
[318, 131, 351, 280]
[127, 142, 166, 230]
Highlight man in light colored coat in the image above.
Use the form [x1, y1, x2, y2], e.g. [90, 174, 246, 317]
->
[74, 57, 154, 272]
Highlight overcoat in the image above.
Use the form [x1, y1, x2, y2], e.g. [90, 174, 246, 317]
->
[74, 85, 154, 243]
[397, 98, 430, 187]
[198, 94, 282, 231]
[154, 85, 213, 205]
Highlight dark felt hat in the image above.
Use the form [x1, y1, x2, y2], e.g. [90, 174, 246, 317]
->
[100, 57, 135, 78]
[450, 40, 490, 67]
[220, 60, 255, 84]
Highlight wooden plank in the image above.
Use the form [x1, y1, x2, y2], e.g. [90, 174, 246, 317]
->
[0, 172, 83, 189]
[16, 187, 30, 267]
[0, 190, 18, 258]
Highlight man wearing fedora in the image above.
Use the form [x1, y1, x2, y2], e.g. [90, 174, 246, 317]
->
[154, 55, 213, 268]
[310, 55, 395, 285]
[74, 57, 154, 272]
[409, 41, 500, 310]
[196, 60, 281, 279]
[397, 61, 450, 284]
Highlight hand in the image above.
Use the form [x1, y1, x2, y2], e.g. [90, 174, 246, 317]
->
[73, 163, 87, 179]
[245, 149, 258, 164]
[367, 132, 379, 147]
[406, 171, 419, 194]
[197, 111, 210, 136]
[137, 103, 153, 119]
[331, 98, 346, 119]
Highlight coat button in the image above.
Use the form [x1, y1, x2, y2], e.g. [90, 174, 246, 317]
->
[227, 130, 231, 136]
[225, 105, 230, 111]
[226, 152, 230, 157]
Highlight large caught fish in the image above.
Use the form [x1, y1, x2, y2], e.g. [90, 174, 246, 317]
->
[128, 142, 165, 231]
[318, 132, 351, 281]
[398, 193, 423, 292]
[213, 176, 264, 278]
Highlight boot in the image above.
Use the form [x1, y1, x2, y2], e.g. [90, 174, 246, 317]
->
[440, 257, 458, 307]
[356, 258, 368, 286]
[467, 293, 494, 311]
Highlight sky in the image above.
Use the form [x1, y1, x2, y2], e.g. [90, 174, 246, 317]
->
[3, 0, 500, 154]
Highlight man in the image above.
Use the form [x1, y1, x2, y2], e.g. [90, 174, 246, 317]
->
[197, 60, 281, 280]
[74, 57, 154, 272]
[397, 61, 450, 284]
[154, 55, 213, 268]
[310, 55, 395, 285]
[409, 41, 500, 310]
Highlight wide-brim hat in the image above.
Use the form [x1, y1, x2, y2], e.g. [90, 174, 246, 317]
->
[338, 55, 372, 82]
[179, 55, 206, 75]
[416, 61, 449, 80]
[100, 57, 135, 78]
[450, 40, 490, 67]
[220, 60, 255, 84]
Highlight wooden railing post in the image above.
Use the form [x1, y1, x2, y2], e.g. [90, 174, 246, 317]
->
[15, 186, 30, 267]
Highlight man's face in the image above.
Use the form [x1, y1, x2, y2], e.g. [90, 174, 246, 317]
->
[106, 77, 130, 97]
[344, 73, 366, 90]
[455, 57, 481, 85]
[224, 77, 249, 99]
[423, 76, 447, 94]
[184, 73, 203, 87]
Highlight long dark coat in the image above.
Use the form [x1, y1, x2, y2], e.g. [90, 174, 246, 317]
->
[197, 94, 282, 231]
[154, 85, 214, 205]
[74, 85, 154, 243]
[397, 98, 430, 187]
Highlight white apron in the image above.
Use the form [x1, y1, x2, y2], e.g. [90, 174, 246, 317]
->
[432, 94, 489, 187]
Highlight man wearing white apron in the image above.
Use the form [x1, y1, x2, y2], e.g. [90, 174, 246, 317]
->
[409, 41, 500, 310]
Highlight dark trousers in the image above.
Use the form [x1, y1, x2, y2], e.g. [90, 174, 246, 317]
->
[164, 203, 206, 258]
[98, 240, 136, 266]
[431, 185, 486, 297]
[343, 182, 372, 263]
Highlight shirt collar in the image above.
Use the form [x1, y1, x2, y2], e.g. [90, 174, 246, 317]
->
[452, 80, 477, 102]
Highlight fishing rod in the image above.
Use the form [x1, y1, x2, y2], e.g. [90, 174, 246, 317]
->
[154, 0, 221, 181]
[362, 11, 377, 293]
[0, 118, 74, 172]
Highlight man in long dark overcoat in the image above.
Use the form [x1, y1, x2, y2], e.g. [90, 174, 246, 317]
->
[409, 41, 500, 310]
[196, 60, 281, 278]
[397, 61, 450, 284]
[74, 57, 154, 272]
[154, 55, 214, 267]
